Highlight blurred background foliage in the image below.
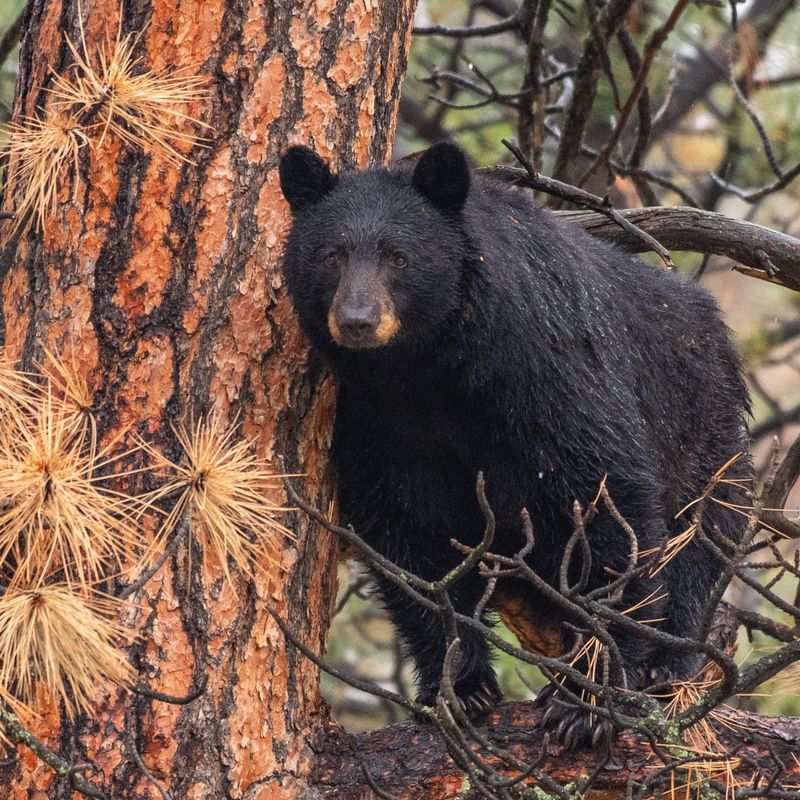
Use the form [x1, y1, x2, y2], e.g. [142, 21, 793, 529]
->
[1, 0, 799, 733]
[0, 1, 24, 126]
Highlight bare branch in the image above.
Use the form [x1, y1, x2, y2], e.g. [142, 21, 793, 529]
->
[125, 707, 173, 800]
[578, 0, 691, 187]
[549, 0, 637, 186]
[131, 675, 208, 706]
[548, 205, 800, 291]
[501, 140, 674, 267]
[517, 0, 552, 168]
[710, 159, 800, 203]
[414, 3, 532, 38]
[729, 60, 784, 180]
[651, 0, 796, 140]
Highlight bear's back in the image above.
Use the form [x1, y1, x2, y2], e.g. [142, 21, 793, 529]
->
[453, 174, 749, 517]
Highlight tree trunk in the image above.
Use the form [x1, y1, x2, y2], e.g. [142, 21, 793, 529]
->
[0, 0, 416, 797]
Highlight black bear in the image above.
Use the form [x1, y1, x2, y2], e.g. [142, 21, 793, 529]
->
[278, 142, 751, 747]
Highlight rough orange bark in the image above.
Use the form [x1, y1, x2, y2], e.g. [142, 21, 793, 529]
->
[0, 0, 417, 796]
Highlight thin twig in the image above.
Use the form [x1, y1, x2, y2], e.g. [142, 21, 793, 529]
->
[359, 763, 403, 800]
[517, 0, 552, 169]
[414, 4, 531, 37]
[549, 0, 637, 186]
[131, 674, 208, 705]
[710, 159, 800, 203]
[118, 509, 192, 600]
[578, 0, 692, 187]
[729, 59, 784, 180]
[502, 138, 674, 267]
[264, 600, 419, 713]
[125, 707, 173, 800]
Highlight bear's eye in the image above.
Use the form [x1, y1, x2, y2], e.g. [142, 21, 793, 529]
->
[391, 252, 409, 269]
[323, 252, 340, 270]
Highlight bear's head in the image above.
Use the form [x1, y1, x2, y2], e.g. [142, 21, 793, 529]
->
[279, 143, 471, 354]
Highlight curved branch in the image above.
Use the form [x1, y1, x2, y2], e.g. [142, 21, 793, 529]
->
[0, 707, 108, 799]
[498, 145, 674, 268]
[555, 206, 800, 291]
[650, 0, 796, 140]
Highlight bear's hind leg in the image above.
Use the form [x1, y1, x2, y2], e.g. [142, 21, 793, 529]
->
[535, 567, 670, 749]
[642, 542, 722, 687]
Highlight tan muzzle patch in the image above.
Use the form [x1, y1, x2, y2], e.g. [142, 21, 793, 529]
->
[375, 308, 401, 344]
[327, 308, 342, 343]
[327, 300, 401, 347]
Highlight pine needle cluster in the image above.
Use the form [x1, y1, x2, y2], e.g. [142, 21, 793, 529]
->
[0, 351, 292, 719]
[660, 754, 741, 800]
[645, 452, 752, 577]
[0, 353, 290, 717]
[1, 10, 206, 235]
[0, 585, 132, 718]
[658, 661, 753, 761]
[0, 354, 139, 591]
[50, 22, 207, 162]
[1, 112, 88, 235]
[0, 352, 138, 716]
[141, 413, 293, 588]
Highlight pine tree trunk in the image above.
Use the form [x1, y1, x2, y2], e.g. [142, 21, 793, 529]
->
[0, 1, 416, 797]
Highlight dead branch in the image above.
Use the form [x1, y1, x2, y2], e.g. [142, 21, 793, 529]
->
[295, 438, 800, 798]
[414, 3, 533, 38]
[711, 159, 800, 204]
[578, 0, 692, 187]
[0, 706, 109, 799]
[549, 0, 637, 186]
[546, 205, 800, 291]
[650, 0, 796, 140]
[500, 142, 674, 268]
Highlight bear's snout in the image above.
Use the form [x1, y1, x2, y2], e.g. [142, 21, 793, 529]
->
[328, 302, 401, 349]
[328, 268, 401, 349]
[334, 302, 381, 346]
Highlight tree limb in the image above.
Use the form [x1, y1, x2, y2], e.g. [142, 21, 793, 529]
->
[313, 703, 800, 799]
[650, 0, 796, 140]
[554, 206, 800, 291]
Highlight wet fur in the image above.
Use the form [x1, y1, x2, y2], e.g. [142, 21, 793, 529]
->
[280, 145, 751, 746]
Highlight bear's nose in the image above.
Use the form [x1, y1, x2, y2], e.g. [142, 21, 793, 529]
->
[338, 305, 379, 337]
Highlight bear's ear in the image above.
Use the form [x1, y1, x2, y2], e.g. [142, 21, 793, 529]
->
[279, 146, 337, 212]
[411, 142, 470, 214]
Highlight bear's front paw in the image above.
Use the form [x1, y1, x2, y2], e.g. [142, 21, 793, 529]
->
[415, 678, 501, 720]
[535, 684, 616, 751]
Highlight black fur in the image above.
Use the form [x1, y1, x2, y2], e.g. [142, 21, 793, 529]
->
[279, 144, 751, 746]
[412, 142, 471, 214]
[280, 146, 338, 212]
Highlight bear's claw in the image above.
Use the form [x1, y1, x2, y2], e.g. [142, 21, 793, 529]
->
[536, 684, 616, 751]
[456, 681, 500, 717]
[415, 679, 501, 720]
